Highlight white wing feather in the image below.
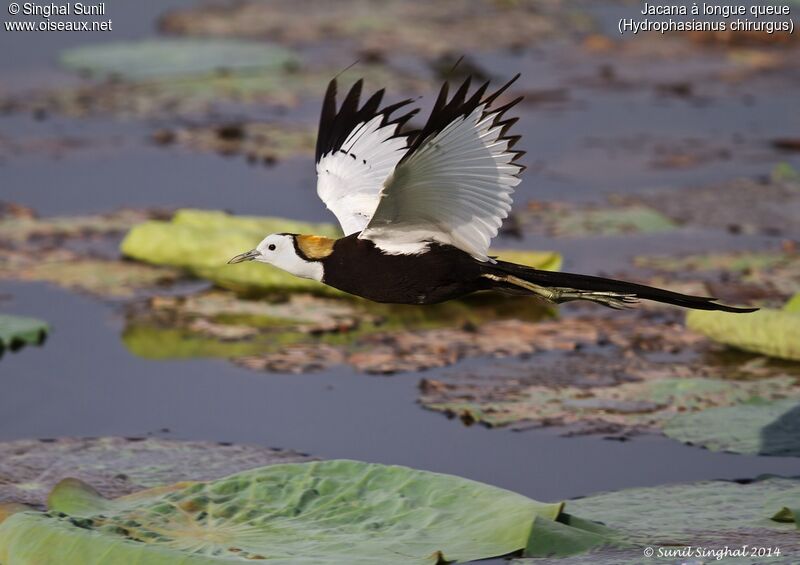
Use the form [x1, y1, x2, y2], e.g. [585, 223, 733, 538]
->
[360, 105, 522, 261]
[316, 115, 408, 235]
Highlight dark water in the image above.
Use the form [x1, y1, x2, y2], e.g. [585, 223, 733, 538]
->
[1, 4, 800, 561]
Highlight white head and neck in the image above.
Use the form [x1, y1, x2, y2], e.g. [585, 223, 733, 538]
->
[228, 233, 335, 282]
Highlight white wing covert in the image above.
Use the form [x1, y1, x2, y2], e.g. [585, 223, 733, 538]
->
[315, 79, 418, 236]
[359, 76, 525, 261]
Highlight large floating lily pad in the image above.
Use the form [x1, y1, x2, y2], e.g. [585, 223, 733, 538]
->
[122, 210, 342, 295]
[686, 308, 800, 361]
[0, 314, 48, 351]
[121, 209, 561, 296]
[664, 398, 800, 456]
[0, 437, 311, 507]
[516, 476, 800, 564]
[0, 460, 562, 564]
[61, 40, 298, 80]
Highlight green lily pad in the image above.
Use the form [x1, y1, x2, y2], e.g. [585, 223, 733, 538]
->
[121, 209, 562, 296]
[61, 40, 298, 80]
[686, 308, 800, 361]
[0, 314, 48, 351]
[122, 211, 341, 295]
[0, 437, 311, 507]
[664, 398, 800, 456]
[0, 460, 562, 564]
[524, 513, 628, 559]
[515, 476, 800, 564]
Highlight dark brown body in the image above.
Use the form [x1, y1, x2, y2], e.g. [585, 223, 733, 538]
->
[321, 234, 489, 304]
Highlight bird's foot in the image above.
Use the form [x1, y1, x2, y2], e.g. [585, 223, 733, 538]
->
[550, 288, 639, 310]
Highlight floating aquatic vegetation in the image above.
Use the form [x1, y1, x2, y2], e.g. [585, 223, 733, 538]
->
[664, 398, 800, 456]
[122, 210, 343, 295]
[122, 290, 557, 372]
[422, 368, 797, 433]
[0, 460, 562, 564]
[0, 209, 156, 244]
[122, 209, 561, 296]
[7, 42, 420, 119]
[160, 122, 317, 164]
[0, 208, 183, 298]
[635, 250, 800, 305]
[516, 476, 800, 564]
[520, 201, 677, 238]
[0, 314, 48, 352]
[61, 39, 299, 80]
[634, 175, 800, 237]
[686, 307, 800, 361]
[785, 292, 800, 313]
[158, 0, 575, 57]
[2, 459, 797, 564]
[0, 257, 183, 298]
[0, 437, 311, 507]
[418, 309, 800, 438]
[522, 174, 800, 240]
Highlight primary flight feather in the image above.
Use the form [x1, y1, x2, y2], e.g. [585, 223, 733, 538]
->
[229, 76, 756, 313]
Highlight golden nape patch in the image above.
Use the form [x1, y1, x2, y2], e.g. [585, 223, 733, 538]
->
[296, 235, 335, 260]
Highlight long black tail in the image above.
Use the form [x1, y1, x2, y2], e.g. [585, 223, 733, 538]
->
[486, 261, 757, 313]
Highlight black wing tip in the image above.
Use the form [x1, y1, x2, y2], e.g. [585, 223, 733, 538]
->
[403, 73, 526, 171]
[316, 76, 419, 162]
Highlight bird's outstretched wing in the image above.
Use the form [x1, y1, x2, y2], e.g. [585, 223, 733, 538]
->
[359, 75, 525, 261]
[316, 79, 418, 236]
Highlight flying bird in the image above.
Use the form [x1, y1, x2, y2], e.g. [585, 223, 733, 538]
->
[229, 76, 754, 313]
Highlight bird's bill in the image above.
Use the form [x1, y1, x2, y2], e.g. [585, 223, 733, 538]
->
[227, 249, 261, 264]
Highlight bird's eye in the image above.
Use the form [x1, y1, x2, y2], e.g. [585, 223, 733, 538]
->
[268, 244, 276, 251]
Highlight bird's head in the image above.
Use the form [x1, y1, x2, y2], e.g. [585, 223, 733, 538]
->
[227, 233, 332, 282]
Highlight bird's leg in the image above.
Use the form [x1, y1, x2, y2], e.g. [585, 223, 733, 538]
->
[484, 274, 639, 310]
[547, 288, 639, 310]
